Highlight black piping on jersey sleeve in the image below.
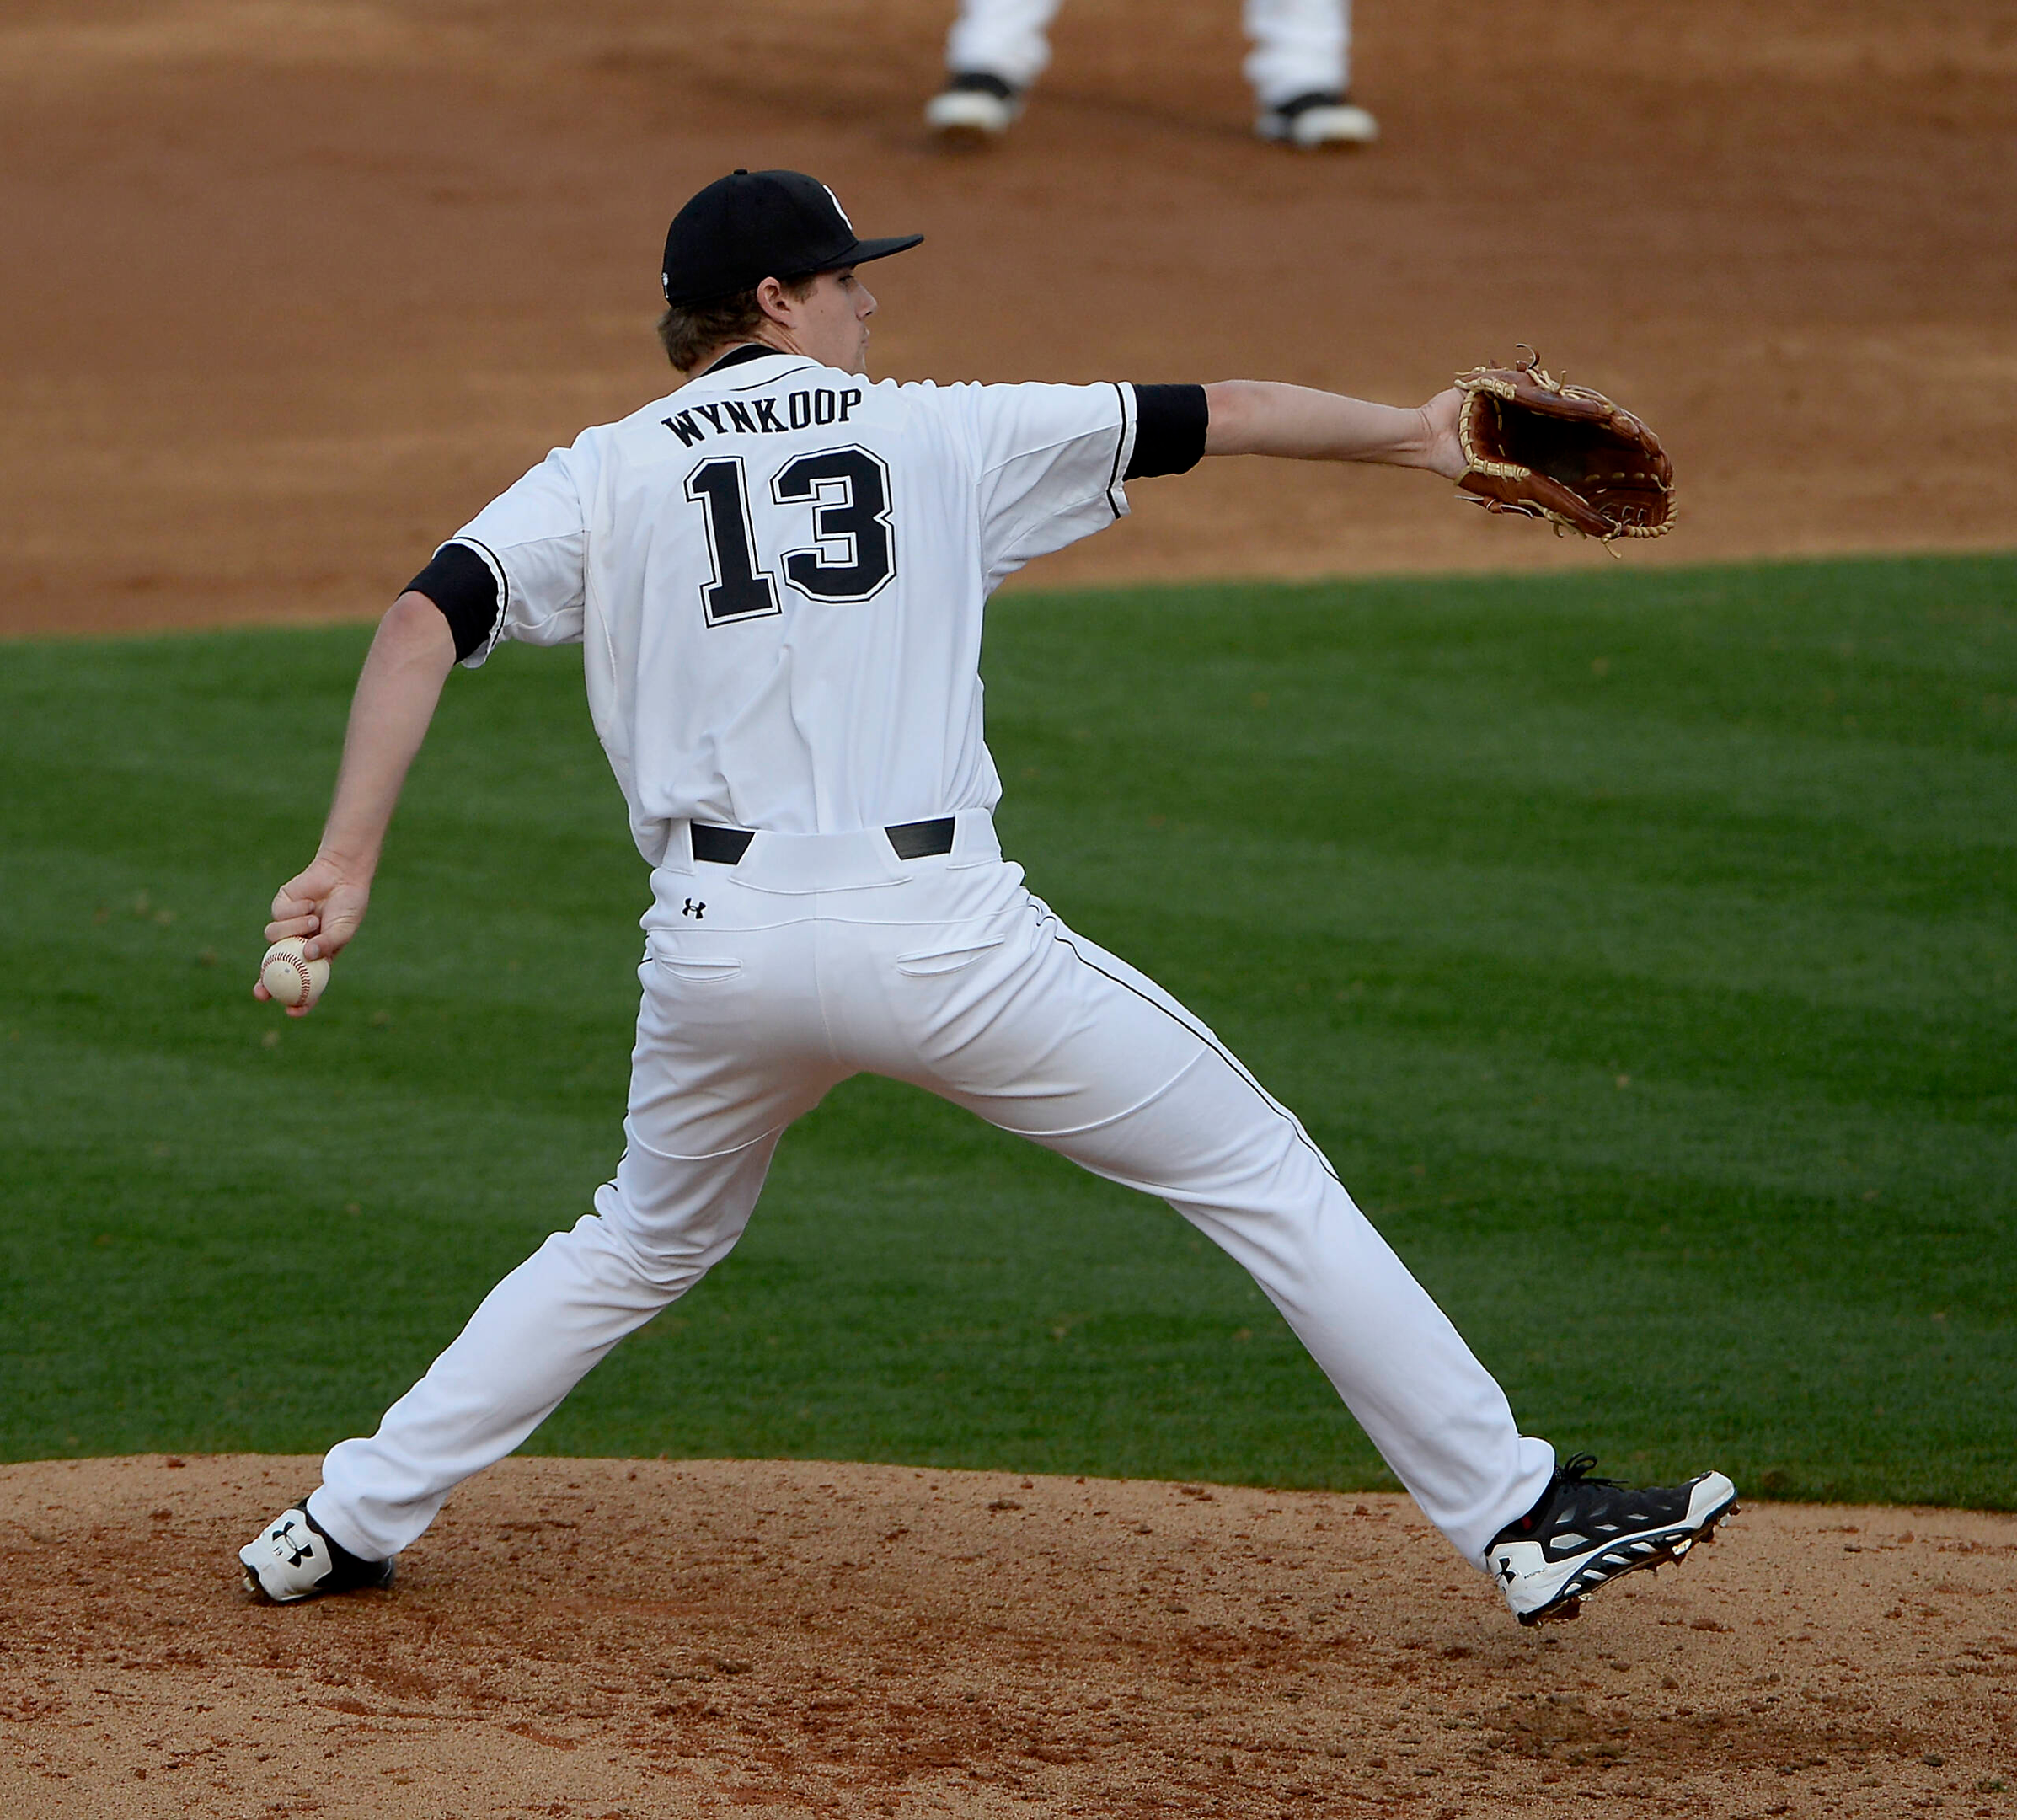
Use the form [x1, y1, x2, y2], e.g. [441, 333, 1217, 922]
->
[1125, 383, 1209, 479]
[403, 541, 501, 663]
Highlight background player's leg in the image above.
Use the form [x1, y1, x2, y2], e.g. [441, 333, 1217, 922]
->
[1244, 0, 1347, 105]
[928, 0, 1062, 138]
[876, 888, 1552, 1568]
[312, 944, 841, 1563]
[944, 0, 1064, 90]
[1246, 0, 1377, 147]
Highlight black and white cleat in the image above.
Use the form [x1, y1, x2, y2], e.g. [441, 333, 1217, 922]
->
[1486, 1455, 1737, 1626]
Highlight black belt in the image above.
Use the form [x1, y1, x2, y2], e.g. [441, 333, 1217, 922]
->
[692, 817, 956, 865]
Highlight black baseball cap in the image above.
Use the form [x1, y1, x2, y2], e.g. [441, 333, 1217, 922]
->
[661, 169, 923, 308]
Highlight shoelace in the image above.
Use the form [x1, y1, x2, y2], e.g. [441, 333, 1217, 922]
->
[1555, 1453, 1624, 1490]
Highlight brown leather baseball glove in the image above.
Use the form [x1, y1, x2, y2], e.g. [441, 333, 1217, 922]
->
[1453, 351, 1675, 543]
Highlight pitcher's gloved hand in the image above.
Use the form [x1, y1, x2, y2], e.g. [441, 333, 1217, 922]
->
[1453, 350, 1675, 543]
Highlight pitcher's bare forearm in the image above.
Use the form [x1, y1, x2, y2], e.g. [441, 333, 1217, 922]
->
[315, 593, 457, 879]
[254, 594, 455, 1007]
[1203, 380, 1466, 479]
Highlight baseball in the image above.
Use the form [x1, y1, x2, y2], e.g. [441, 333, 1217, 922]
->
[260, 937, 330, 1009]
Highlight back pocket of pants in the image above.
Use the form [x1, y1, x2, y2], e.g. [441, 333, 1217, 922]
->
[894, 934, 1007, 978]
[652, 955, 744, 984]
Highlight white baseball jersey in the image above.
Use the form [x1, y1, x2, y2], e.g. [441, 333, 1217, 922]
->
[433, 350, 1168, 884]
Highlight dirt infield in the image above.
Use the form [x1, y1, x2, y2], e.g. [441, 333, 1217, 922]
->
[3, 1456, 2013, 1818]
[3, 0, 2014, 639]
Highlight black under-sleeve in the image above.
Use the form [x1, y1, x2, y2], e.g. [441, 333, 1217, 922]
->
[404, 542, 500, 663]
[1125, 383, 1209, 479]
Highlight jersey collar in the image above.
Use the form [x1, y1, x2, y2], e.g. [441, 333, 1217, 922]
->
[698, 342, 793, 377]
[683, 343, 825, 394]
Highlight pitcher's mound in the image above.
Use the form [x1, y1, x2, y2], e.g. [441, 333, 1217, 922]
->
[2, 1455, 2009, 1817]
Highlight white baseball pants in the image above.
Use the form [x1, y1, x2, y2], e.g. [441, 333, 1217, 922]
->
[944, 0, 1352, 110]
[314, 814, 1551, 1569]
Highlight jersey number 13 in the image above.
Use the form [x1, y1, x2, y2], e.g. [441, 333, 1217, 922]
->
[683, 447, 896, 624]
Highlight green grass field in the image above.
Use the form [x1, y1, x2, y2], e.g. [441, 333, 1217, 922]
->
[3, 554, 2012, 1507]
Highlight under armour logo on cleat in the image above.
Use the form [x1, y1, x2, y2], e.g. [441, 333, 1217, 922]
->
[682, 899, 706, 919]
[1495, 1555, 1516, 1585]
[275, 1519, 317, 1569]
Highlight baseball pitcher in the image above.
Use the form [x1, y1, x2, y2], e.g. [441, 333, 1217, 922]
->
[240, 170, 1733, 1628]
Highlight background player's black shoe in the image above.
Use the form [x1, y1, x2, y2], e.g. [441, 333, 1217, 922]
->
[239, 1498, 395, 1603]
[1486, 1454, 1737, 1625]
[1254, 91, 1380, 148]
[925, 71, 1023, 142]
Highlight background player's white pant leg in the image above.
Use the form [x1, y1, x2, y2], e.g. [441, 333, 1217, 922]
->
[944, 0, 1064, 86]
[313, 941, 843, 1562]
[1244, 0, 1349, 107]
[850, 882, 1553, 1567]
